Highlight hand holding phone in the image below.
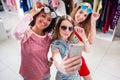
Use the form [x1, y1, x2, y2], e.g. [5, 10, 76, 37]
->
[69, 44, 82, 58]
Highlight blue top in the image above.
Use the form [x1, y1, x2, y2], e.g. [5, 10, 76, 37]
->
[51, 39, 81, 80]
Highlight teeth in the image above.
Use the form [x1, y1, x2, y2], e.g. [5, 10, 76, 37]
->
[41, 22, 45, 26]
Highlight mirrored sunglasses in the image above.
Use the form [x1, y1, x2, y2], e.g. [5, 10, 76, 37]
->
[61, 26, 74, 32]
[81, 5, 92, 14]
[44, 7, 57, 18]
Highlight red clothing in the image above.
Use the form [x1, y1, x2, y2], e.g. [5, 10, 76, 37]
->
[78, 56, 90, 76]
[74, 31, 90, 76]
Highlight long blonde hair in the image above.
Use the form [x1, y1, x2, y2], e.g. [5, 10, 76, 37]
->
[70, 2, 92, 37]
[52, 15, 75, 42]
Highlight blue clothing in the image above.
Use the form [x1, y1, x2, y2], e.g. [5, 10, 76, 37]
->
[43, 74, 50, 80]
[24, 74, 50, 80]
[51, 39, 81, 80]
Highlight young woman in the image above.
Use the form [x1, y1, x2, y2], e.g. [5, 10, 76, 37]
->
[51, 15, 90, 80]
[70, 2, 100, 80]
[12, 2, 81, 80]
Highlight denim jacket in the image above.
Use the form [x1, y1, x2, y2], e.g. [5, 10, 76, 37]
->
[51, 39, 81, 80]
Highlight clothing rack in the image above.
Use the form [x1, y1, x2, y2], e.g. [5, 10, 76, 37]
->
[96, 0, 120, 41]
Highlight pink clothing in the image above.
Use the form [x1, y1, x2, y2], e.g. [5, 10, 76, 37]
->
[12, 14, 33, 41]
[12, 14, 52, 80]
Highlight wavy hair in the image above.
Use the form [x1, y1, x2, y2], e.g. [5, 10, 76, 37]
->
[29, 4, 57, 33]
[52, 15, 75, 42]
[70, 2, 92, 37]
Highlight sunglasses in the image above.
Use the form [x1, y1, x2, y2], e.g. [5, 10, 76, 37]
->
[81, 5, 92, 14]
[36, 6, 57, 18]
[61, 26, 74, 32]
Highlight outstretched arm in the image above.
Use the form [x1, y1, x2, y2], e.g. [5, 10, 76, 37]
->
[11, 14, 33, 40]
[52, 49, 81, 74]
[12, 1, 44, 40]
[74, 27, 90, 53]
[88, 12, 100, 44]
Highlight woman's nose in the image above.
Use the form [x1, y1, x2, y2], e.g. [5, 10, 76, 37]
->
[43, 19, 48, 25]
[78, 14, 83, 19]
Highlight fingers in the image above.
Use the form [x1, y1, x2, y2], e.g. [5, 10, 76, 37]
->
[63, 54, 69, 61]
[74, 26, 83, 33]
[29, 1, 45, 16]
[74, 26, 86, 40]
[64, 64, 80, 74]
[63, 56, 81, 68]
[34, 1, 44, 8]
[34, 1, 44, 12]
[92, 12, 100, 20]
[63, 56, 81, 74]
[36, 1, 44, 8]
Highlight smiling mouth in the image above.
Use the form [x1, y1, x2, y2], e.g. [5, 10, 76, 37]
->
[41, 22, 45, 26]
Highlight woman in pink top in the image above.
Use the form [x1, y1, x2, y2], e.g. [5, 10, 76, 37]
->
[12, 2, 82, 80]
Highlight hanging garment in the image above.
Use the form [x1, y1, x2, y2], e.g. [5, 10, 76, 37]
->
[48, 0, 52, 4]
[6, 0, 16, 11]
[6, 0, 12, 7]
[12, 0, 17, 10]
[93, 0, 99, 12]
[20, 0, 28, 12]
[27, 0, 33, 10]
[0, 0, 4, 11]
[97, 0, 102, 14]
[62, 0, 73, 15]
[96, 0, 107, 31]
[102, 0, 111, 33]
[55, 0, 66, 16]
[83, 0, 94, 5]
[110, 0, 120, 30]
[109, 0, 117, 30]
[48, 0, 66, 16]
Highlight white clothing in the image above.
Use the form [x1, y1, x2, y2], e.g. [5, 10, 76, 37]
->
[55, 0, 66, 16]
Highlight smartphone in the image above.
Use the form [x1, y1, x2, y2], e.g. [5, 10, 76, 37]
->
[69, 44, 82, 58]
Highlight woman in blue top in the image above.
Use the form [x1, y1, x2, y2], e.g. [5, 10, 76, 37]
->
[51, 15, 90, 80]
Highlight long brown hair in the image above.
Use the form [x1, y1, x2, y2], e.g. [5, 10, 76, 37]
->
[70, 3, 92, 37]
[52, 15, 75, 42]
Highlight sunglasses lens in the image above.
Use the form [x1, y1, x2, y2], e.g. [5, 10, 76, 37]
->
[51, 12, 56, 18]
[87, 8, 92, 14]
[81, 5, 93, 14]
[81, 5, 86, 10]
[61, 26, 74, 32]
[44, 7, 50, 13]
[61, 26, 67, 30]
[69, 27, 74, 31]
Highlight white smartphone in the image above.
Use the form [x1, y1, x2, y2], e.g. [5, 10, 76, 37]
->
[69, 44, 82, 58]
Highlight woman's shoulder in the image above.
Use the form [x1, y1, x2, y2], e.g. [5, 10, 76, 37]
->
[52, 39, 62, 44]
[51, 39, 69, 48]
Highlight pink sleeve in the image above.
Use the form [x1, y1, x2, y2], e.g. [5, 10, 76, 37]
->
[11, 14, 33, 40]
